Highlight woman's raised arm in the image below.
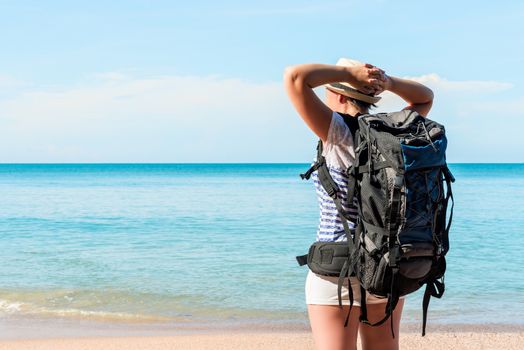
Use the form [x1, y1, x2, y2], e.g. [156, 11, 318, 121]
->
[283, 63, 383, 141]
[382, 75, 434, 117]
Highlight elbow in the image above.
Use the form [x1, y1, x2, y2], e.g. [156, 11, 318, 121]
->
[426, 88, 434, 104]
[284, 65, 315, 100]
[283, 65, 308, 90]
[283, 65, 299, 87]
[414, 88, 434, 107]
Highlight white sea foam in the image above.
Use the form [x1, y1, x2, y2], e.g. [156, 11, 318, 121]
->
[35, 307, 171, 322]
[0, 297, 168, 322]
[0, 299, 24, 314]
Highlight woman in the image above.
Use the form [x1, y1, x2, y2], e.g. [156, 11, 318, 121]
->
[284, 58, 434, 350]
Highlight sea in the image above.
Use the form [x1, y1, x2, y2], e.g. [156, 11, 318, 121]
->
[0, 163, 523, 329]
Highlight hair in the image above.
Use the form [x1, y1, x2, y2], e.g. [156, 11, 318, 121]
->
[326, 86, 377, 113]
[348, 96, 376, 112]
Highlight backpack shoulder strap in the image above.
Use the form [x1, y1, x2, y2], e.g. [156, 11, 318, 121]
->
[297, 138, 357, 258]
[302, 140, 355, 232]
[339, 113, 360, 140]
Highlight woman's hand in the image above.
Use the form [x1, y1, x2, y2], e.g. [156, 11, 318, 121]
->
[370, 74, 391, 96]
[350, 63, 388, 96]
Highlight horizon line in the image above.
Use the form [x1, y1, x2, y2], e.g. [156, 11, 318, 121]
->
[0, 162, 523, 165]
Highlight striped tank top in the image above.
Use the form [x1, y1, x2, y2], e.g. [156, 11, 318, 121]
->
[312, 112, 359, 242]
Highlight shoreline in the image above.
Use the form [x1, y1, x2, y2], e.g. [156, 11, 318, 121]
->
[0, 316, 309, 340]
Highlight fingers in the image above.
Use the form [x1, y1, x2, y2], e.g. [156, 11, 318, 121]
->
[364, 63, 387, 82]
[373, 85, 385, 96]
[369, 78, 383, 90]
[356, 63, 387, 94]
[361, 80, 382, 95]
[368, 68, 387, 81]
[361, 76, 388, 95]
[368, 78, 380, 86]
[373, 78, 389, 95]
[361, 86, 375, 95]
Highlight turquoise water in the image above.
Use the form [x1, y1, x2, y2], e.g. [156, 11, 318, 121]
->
[0, 164, 523, 326]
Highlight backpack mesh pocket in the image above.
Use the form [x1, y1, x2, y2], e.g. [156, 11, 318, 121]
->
[357, 248, 390, 297]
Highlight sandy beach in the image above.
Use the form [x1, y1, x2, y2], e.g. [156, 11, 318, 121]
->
[1, 331, 523, 350]
[1, 322, 523, 350]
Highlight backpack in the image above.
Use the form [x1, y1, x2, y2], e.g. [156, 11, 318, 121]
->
[297, 110, 454, 336]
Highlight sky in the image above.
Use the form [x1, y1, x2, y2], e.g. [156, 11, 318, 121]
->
[0, 0, 523, 163]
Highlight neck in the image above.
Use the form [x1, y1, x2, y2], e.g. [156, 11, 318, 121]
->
[334, 105, 364, 116]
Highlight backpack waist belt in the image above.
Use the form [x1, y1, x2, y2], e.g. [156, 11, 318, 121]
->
[296, 241, 356, 277]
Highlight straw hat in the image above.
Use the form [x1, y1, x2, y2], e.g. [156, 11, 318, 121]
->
[325, 58, 381, 104]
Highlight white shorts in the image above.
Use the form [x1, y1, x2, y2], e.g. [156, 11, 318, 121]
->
[305, 270, 390, 306]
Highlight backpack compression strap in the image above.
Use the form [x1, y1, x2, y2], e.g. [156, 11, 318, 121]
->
[442, 166, 455, 255]
[422, 277, 445, 336]
[420, 166, 453, 336]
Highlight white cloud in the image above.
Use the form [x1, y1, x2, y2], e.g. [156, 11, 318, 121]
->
[0, 74, 26, 88]
[0, 75, 30, 100]
[375, 73, 517, 118]
[467, 96, 524, 115]
[407, 73, 513, 93]
[370, 73, 522, 162]
[0, 72, 521, 163]
[0, 73, 312, 162]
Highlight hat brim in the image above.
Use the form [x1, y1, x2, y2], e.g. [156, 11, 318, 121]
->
[326, 83, 381, 104]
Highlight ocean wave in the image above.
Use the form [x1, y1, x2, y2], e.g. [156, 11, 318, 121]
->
[0, 288, 307, 324]
[0, 299, 24, 314]
[0, 297, 170, 323]
[31, 307, 171, 322]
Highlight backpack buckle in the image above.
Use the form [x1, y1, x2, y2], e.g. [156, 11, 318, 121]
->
[325, 187, 338, 198]
[394, 175, 404, 188]
[300, 160, 324, 180]
[443, 166, 455, 183]
[436, 244, 444, 256]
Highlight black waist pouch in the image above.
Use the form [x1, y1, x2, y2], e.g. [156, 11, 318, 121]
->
[307, 241, 351, 276]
